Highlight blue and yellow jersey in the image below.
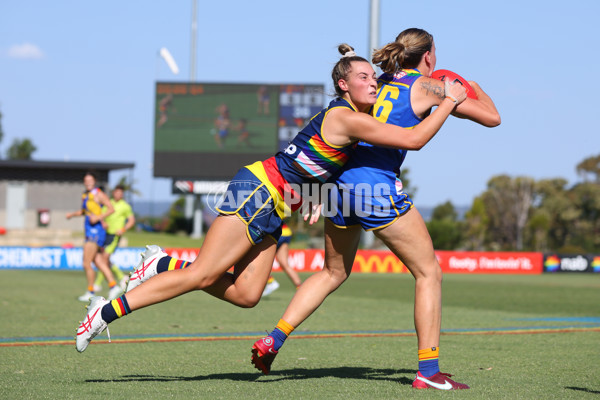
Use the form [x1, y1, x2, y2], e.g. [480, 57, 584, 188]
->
[81, 187, 104, 227]
[374, 69, 423, 127]
[334, 69, 424, 189]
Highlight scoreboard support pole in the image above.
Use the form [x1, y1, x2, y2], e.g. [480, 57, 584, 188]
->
[191, 195, 203, 239]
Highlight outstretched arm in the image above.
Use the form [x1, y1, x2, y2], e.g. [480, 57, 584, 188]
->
[413, 77, 500, 127]
[452, 81, 501, 127]
[324, 80, 466, 151]
[66, 209, 83, 219]
[337, 93, 464, 150]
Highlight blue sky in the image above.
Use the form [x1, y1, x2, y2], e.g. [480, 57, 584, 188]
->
[1, 0, 599, 209]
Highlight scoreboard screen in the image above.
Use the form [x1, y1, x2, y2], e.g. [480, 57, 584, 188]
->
[153, 82, 324, 179]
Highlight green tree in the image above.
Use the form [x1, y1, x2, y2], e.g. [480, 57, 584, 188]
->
[7, 138, 37, 160]
[399, 167, 417, 199]
[481, 175, 535, 250]
[568, 182, 600, 251]
[165, 196, 191, 233]
[533, 178, 579, 251]
[426, 201, 462, 250]
[459, 155, 600, 252]
[525, 208, 551, 251]
[576, 154, 600, 184]
[463, 196, 489, 251]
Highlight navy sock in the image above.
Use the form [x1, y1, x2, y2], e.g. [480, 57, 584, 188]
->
[418, 347, 440, 377]
[269, 327, 288, 351]
[100, 295, 131, 324]
[156, 256, 173, 273]
[418, 359, 440, 377]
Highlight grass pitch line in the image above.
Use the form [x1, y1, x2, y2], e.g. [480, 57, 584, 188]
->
[2, 323, 599, 348]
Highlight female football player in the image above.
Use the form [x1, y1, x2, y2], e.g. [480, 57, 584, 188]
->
[66, 172, 122, 302]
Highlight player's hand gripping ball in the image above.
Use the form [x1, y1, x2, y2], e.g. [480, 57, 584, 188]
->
[431, 69, 478, 99]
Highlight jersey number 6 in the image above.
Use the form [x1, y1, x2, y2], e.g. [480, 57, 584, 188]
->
[372, 85, 399, 123]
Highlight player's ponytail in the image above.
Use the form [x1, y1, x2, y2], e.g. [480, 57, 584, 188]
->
[373, 28, 434, 74]
[372, 42, 406, 75]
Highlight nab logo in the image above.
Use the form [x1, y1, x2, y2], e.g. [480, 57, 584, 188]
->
[560, 255, 588, 272]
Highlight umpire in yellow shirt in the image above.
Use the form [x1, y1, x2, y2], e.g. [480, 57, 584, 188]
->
[95, 185, 136, 291]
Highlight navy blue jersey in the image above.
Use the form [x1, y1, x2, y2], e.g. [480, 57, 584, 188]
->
[275, 98, 357, 186]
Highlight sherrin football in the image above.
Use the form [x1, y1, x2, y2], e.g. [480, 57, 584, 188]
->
[431, 69, 478, 99]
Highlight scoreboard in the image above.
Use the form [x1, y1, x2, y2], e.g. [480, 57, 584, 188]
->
[153, 82, 324, 180]
[277, 86, 324, 150]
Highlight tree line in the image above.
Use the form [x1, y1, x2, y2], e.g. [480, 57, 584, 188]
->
[426, 154, 600, 253]
[0, 106, 37, 159]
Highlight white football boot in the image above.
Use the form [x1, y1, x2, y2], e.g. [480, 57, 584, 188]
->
[125, 245, 168, 292]
[76, 296, 110, 352]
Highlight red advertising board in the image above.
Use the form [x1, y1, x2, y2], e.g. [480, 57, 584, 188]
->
[435, 251, 543, 274]
[164, 248, 199, 263]
[163, 248, 543, 275]
[272, 249, 410, 274]
[163, 248, 408, 273]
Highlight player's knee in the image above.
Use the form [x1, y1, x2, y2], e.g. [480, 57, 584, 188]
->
[189, 272, 220, 290]
[182, 262, 220, 289]
[411, 260, 442, 283]
[237, 293, 261, 308]
[422, 263, 443, 283]
[323, 266, 350, 287]
[226, 286, 262, 308]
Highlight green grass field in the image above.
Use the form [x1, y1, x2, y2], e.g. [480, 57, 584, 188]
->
[1, 270, 599, 399]
[121, 231, 313, 250]
[123, 231, 206, 248]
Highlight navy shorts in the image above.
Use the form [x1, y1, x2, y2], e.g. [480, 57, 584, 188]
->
[216, 167, 282, 244]
[277, 235, 292, 249]
[325, 181, 413, 231]
[85, 225, 107, 247]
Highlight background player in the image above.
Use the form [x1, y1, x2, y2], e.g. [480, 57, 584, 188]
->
[214, 103, 230, 148]
[93, 184, 136, 292]
[66, 172, 122, 301]
[236, 118, 251, 147]
[257, 85, 270, 115]
[156, 94, 174, 129]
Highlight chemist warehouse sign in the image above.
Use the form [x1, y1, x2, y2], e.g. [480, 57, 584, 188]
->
[0, 247, 145, 270]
